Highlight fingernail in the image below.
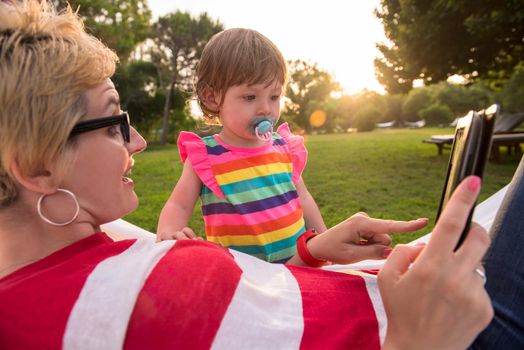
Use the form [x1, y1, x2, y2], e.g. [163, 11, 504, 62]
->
[383, 247, 393, 258]
[415, 242, 427, 247]
[416, 218, 428, 222]
[468, 176, 481, 192]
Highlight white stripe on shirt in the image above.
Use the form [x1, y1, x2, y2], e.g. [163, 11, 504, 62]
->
[211, 250, 304, 350]
[363, 275, 387, 346]
[63, 237, 176, 350]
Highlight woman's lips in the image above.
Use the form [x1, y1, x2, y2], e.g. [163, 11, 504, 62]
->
[122, 177, 133, 185]
[123, 166, 134, 185]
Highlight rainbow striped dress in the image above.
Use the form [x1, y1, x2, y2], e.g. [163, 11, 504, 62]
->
[177, 123, 307, 262]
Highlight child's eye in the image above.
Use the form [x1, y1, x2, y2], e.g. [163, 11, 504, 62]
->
[244, 95, 256, 101]
[271, 95, 281, 101]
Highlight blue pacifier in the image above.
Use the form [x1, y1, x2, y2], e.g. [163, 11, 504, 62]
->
[254, 119, 274, 142]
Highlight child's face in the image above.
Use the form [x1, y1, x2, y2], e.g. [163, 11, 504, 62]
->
[217, 80, 282, 145]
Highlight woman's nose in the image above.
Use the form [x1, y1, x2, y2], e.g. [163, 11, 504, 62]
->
[128, 126, 147, 154]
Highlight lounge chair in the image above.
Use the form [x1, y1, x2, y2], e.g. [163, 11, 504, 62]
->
[376, 121, 396, 128]
[423, 110, 524, 157]
[493, 113, 524, 133]
[404, 120, 426, 128]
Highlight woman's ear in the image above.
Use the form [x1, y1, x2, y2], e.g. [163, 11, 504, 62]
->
[200, 87, 220, 112]
[9, 160, 56, 194]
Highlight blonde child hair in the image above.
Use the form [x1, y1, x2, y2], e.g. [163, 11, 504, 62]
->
[0, 0, 118, 207]
[195, 28, 287, 123]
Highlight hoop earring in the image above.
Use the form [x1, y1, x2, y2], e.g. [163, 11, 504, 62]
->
[37, 188, 80, 226]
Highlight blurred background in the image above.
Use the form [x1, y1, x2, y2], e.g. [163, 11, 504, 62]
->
[54, 0, 524, 141]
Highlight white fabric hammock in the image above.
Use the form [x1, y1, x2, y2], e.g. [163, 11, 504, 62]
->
[101, 184, 509, 271]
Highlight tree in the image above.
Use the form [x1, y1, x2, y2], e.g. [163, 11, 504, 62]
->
[284, 60, 339, 133]
[433, 83, 472, 117]
[402, 88, 432, 121]
[112, 61, 171, 139]
[433, 82, 493, 117]
[501, 65, 524, 113]
[374, 44, 417, 94]
[151, 11, 223, 145]
[379, 94, 405, 123]
[54, 0, 152, 61]
[321, 97, 351, 133]
[354, 107, 380, 132]
[419, 103, 454, 126]
[375, 0, 524, 92]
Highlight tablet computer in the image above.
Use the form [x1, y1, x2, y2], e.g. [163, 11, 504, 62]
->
[435, 104, 499, 249]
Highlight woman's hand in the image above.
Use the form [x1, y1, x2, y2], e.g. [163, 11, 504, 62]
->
[379, 176, 493, 350]
[156, 227, 201, 242]
[306, 214, 428, 265]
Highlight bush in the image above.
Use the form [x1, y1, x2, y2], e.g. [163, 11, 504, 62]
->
[419, 103, 454, 126]
[465, 83, 494, 112]
[434, 82, 470, 116]
[379, 94, 405, 123]
[402, 88, 433, 121]
[501, 65, 524, 113]
[354, 107, 380, 132]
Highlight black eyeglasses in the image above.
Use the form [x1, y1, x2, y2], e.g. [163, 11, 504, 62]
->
[70, 112, 130, 143]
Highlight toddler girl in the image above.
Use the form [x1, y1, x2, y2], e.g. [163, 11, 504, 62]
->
[157, 28, 327, 263]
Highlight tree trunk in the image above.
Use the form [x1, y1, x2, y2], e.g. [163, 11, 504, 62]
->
[160, 80, 176, 145]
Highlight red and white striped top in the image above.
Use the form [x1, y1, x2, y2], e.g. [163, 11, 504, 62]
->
[0, 233, 386, 349]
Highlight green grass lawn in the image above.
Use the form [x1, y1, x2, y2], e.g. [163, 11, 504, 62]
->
[125, 128, 522, 244]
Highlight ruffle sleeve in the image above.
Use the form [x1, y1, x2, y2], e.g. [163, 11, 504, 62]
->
[276, 123, 308, 184]
[177, 132, 225, 198]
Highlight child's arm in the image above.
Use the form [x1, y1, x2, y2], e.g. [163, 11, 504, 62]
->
[295, 177, 327, 233]
[157, 160, 202, 241]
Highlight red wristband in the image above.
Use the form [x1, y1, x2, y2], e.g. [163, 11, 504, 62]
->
[297, 229, 326, 267]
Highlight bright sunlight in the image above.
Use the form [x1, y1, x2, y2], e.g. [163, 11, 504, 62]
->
[147, 0, 387, 94]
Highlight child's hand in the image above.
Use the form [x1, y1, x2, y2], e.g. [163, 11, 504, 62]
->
[156, 227, 201, 242]
[307, 213, 428, 265]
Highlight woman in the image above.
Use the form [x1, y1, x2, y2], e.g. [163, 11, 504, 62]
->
[0, 1, 521, 349]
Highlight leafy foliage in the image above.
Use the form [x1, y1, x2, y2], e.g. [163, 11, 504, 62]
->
[501, 65, 524, 113]
[52, 0, 523, 140]
[327, 95, 358, 132]
[354, 107, 380, 132]
[284, 60, 340, 133]
[402, 88, 432, 121]
[151, 11, 223, 91]
[379, 94, 405, 123]
[113, 61, 163, 136]
[419, 103, 454, 126]
[433, 82, 493, 117]
[150, 11, 223, 144]
[113, 61, 192, 140]
[375, 0, 524, 92]
[55, 0, 152, 61]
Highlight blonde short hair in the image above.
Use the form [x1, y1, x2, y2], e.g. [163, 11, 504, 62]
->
[195, 28, 287, 123]
[0, 0, 118, 207]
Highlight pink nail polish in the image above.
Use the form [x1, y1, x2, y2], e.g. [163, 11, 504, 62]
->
[383, 247, 393, 258]
[468, 176, 481, 192]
